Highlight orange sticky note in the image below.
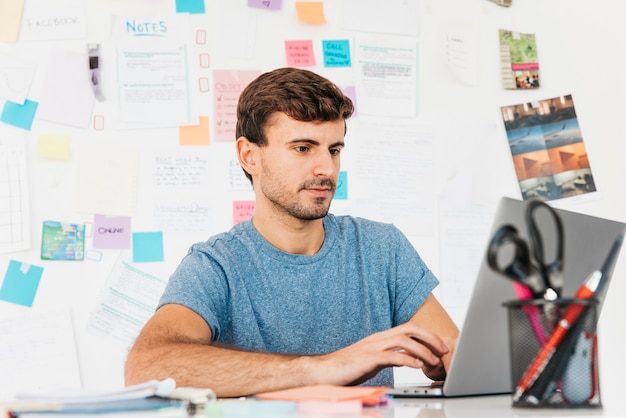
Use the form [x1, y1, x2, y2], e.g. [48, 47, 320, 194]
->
[179, 116, 210, 145]
[295, 2, 326, 24]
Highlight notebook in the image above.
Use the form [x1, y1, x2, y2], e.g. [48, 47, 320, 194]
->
[387, 197, 626, 398]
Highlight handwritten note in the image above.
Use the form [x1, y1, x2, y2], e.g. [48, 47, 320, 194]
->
[285, 40, 315, 67]
[20, 0, 86, 41]
[153, 152, 212, 233]
[322, 40, 351, 67]
[213, 70, 261, 141]
[233, 201, 255, 224]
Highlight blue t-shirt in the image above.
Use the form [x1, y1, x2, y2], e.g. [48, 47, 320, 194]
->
[158, 214, 438, 386]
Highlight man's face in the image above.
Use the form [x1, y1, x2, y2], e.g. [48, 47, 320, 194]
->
[256, 113, 345, 221]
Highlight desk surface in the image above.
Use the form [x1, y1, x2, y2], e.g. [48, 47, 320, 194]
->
[202, 393, 624, 418]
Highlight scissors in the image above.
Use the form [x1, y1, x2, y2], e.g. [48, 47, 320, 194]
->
[487, 199, 564, 300]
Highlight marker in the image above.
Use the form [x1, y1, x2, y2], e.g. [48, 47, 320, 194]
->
[512, 270, 601, 403]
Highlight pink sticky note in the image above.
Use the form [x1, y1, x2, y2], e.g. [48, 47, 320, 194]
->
[233, 200, 255, 224]
[285, 40, 315, 67]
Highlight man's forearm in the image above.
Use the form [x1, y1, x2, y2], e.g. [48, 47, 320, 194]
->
[125, 342, 318, 397]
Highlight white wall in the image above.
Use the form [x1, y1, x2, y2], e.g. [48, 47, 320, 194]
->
[1, 0, 626, 396]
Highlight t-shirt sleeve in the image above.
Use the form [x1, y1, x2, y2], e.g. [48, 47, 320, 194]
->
[389, 225, 439, 326]
[157, 243, 227, 339]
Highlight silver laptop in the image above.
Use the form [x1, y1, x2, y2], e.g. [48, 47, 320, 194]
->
[387, 197, 625, 398]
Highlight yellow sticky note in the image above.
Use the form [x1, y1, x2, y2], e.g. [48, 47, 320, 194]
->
[179, 116, 210, 146]
[295, 2, 326, 25]
[0, 0, 24, 42]
[37, 134, 71, 160]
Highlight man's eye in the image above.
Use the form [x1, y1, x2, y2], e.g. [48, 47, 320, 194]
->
[295, 146, 309, 153]
[330, 148, 342, 156]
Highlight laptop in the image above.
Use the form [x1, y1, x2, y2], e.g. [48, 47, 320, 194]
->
[387, 196, 626, 398]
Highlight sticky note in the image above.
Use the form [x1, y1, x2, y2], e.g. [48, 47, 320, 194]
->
[334, 171, 348, 200]
[93, 214, 131, 249]
[248, 0, 282, 10]
[233, 200, 256, 224]
[179, 116, 210, 146]
[295, 2, 326, 24]
[175, 0, 205, 14]
[285, 40, 315, 67]
[37, 134, 71, 160]
[0, 260, 44, 307]
[322, 39, 351, 67]
[132, 232, 164, 262]
[0, 99, 38, 130]
[0, 0, 24, 43]
[342, 86, 357, 116]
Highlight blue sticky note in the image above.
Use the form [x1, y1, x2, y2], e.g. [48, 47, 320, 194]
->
[1, 99, 38, 130]
[0, 260, 44, 307]
[322, 40, 351, 68]
[132, 232, 164, 262]
[176, 0, 205, 14]
[334, 171, 348, 200]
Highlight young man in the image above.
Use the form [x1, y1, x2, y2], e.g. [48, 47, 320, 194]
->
[124, 67, 459, 397]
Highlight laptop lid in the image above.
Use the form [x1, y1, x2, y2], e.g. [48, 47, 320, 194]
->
[390, 197, 625, 398]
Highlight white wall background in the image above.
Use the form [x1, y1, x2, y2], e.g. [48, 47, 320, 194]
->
[1, 0, 626, 398]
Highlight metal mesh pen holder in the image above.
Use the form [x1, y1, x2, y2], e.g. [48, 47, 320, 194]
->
[503, 298, 601, 408]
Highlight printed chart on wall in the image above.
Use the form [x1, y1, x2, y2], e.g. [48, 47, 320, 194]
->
[500, 94, 596, 202]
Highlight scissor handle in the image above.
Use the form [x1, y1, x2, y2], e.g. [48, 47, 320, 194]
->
[525, 200, 564, 293]
[487, 224, 546, 297]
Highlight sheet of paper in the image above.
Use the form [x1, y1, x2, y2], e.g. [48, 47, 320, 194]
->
[0, 52, 36, 104]
[152, 151, 212, 233]
[0, 127, 30, 253]
[351, 118, 437, 237]
[19, 0, 86, 41]
[339, 0, 420, 37]
[40, 220, 85, 261]
[0, 310, 81, 401]
[213, 70, 261, 141]
[37, 48, 95, 129]
[436, 21, 479, 86]
[111, 14, 196, 127]
[353, 37, 418, 117]
[72, 143, 139, 217]
[87, 257, 167, 346]
[0, 0, 24, 43]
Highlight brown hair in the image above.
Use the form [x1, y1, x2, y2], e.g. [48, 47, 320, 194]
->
[236, 68, 354, 181]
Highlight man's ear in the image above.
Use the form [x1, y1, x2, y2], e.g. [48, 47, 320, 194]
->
[236, 136, 259, 176]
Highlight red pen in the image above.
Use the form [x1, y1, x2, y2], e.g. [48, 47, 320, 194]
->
[512, 270, 602, 403]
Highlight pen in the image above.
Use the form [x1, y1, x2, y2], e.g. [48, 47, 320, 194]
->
[512, 270, 601, 403]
